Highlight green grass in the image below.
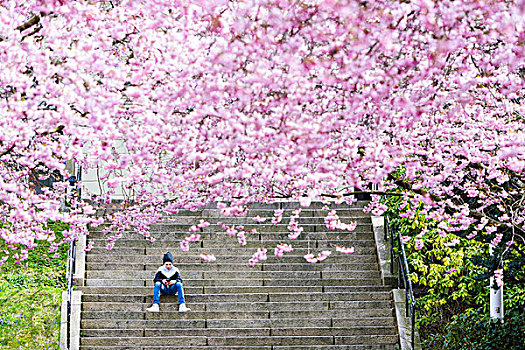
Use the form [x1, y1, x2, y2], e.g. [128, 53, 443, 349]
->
[0, 222, 69, 349]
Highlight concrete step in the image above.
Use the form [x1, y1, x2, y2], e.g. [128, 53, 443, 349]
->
[274, 346, 396, 350]
[84, 278, 383, 287]
[82, 300, 391, 312]
[79, 204, 398, 350]
[86, 238, 376, 248]
[209, 216, 372, 225]
[206, 300, 391, 312]
[94, 205, 370, 218]
[81, 316, 397, 330]
[130, 216, 372, 225]
[83, 293, 269, 303]
[81, 346, 395, 350]
[85, 270, 381, 280]
[201, 239, 375, 248]
[86, 246, 378, 257]
[78, 285, 391, 295]
[91, 222, 373, 233]
[82, 291, 391, 304]
[85, 262, 381, 271]
[87, 231, 376, 241]
[81, 309, 393, 320]
[80, 336, 207, 346]
[208, 335, 398, 346]
[81, 326, 396, 337]
[85, 254, 379, 264]
[80, 335, 396, 347]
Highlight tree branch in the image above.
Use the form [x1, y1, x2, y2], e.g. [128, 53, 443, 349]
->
[0, 144, 16, 158]
[0, 14, 42, 42]
[15, 15, 41, 32]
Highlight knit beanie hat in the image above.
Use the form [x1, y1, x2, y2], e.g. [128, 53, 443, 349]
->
[163, 252, 174, 264]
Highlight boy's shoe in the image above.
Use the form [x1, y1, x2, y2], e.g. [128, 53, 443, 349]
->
[179, 303, 191, 312]
[146, 304, 160, 312]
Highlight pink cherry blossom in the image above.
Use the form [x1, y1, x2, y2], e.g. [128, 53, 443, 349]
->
[336, 246, 355, 254]
[180, 240, 189, 252]
[184, 234, 201, 242]
[304, 250, 332, 263]
[274, 243, 294, 258]
[316, 250, 332, 262]
[325, 210, 357, 231]
[494, 269, 504, 287]
[248, 248, 267, 267]
[444, 239, 460, 247]
[200, 253, 216, 262]
[491, 233, 503, 247]
[197, 220, 210, 228]
[303, 253, 318, 264]
[0, 0, 523, 268]
[237, 231, 247, 246]
[252, 216, 266, 223]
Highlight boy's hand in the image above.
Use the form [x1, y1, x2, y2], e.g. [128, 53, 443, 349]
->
[168, 280, 176, 286]
[162, 279, 169, 286]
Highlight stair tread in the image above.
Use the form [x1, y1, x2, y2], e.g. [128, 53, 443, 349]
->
[78, 204, 398, 349]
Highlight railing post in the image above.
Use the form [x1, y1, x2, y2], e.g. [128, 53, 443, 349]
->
[384, 215, 394, 275]
[384, 215, 388, 241]
[65, 239, 75, 350]
[411, 303, 416, 349]
[384, 209, 417, 350]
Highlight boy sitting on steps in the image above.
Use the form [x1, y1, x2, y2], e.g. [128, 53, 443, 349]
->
[146, 252, 191, 312]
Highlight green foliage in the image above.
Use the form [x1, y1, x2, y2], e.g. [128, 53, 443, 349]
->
[505, 285, 525, 312]
[426, 308, 525, 350]
[383, 194, 525, 349]
[0, 280, 62, 349]
[0, 221, 69, 349]
[384, 195, 488, 320]
[407, 231, 488, 320]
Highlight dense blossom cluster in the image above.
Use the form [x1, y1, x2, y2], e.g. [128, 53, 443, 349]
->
[274, 243, 293, 258]
[248, 247, 267, 266]
[200, 252, 216, 263]
[217, 221, 255, 246]
[324, 210, 357, 231]
[271, 210, 284, 226]
[335, 246, 355, 254]
[304, 250, 331, 263]
[0, 0, 524, 267]
[287, 208, 303, 239]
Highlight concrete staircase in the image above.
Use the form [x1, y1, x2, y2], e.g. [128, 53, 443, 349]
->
[78, 202, 398, 350]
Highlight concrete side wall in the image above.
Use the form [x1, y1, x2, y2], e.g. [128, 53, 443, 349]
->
[394, 289, 422, 350]
[372, 215, 423, 350]
[60, 291, 67, 350]
[59, 291, 82, 350]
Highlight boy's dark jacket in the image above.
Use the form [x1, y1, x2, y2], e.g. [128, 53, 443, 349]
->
[153, 265, 182, 283]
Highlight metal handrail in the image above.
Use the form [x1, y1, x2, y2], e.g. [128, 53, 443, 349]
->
[385, 214, 416, 350]
[64, 165, 82, 349]
[385, 216, 395, 276]
[65, 240, 76, 350]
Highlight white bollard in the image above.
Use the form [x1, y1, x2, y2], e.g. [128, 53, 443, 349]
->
[490, 274, 504, 320]
[489, 244, 504, 320]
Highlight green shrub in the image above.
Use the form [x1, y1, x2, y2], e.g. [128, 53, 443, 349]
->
[0, 221, 69, 349]
[383, 194, 525, 349]
[0, 280, 63, 349]
[426, 308, 525, 350]
[384, 197, 488, 322]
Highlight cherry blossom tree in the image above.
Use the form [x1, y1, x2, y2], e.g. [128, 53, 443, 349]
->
[0, 0, 524, 266]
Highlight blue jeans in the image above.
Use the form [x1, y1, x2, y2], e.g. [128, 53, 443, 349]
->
[152, 281, 185, 305]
